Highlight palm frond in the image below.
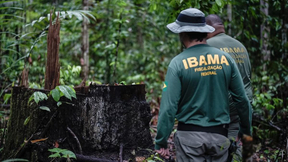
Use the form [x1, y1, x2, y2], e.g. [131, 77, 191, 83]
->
[0, 14, 24, 19]
[0, 1, 18, 5]
[0, 7, 23, 10]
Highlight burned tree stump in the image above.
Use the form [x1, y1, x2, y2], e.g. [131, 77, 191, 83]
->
[2, 84, 153, 161]
[44, 12, 60, 90]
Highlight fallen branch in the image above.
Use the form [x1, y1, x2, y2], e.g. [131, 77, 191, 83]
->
[12, 134, 34, 158]
[119, 143, 123, 162]
[253, 113, 284, 132]
[75, 154, 118, 162]
[67, 127, 82, 154]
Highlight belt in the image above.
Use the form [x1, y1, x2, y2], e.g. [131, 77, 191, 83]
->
[177, 122, 229, 137]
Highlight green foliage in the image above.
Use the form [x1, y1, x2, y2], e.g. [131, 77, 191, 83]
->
[145, 153, 165, 162]
[0, 1, 96, 91]
[149, 0, 228, 19]
[28, 91, 48, 105]
[48, 147, 76, 159]
[25, 10, 96, 26]
[60, 65, 82, 85]
[1, 159, 29, 162]
[50, 89, 60, 102]
[257, 147, 285, 162]
[29, 85, 76, 106]
[253, 92, 283, 119]
[26, 86, 76, 120]
[0, 111, 4, 118]
[3, 93, 11, 105]
[29, 83, 42, 89]
[23, 116, 31, 126]
[55, 85, 77, 101]
[39, 106, 50, 112]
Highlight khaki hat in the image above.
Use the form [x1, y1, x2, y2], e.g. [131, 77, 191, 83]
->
[167, 8, 215, 33]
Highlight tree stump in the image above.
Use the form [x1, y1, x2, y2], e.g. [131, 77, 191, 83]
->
[2, 84, 153, 161]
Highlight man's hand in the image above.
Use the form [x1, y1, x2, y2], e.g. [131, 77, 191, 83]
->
[155, 148, 170, 159]
[242, 134, 254, 161]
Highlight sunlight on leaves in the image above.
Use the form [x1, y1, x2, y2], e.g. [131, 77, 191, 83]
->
[39, 106, 50, 112]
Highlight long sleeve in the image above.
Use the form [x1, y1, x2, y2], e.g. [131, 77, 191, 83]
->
[155, 67, 181, 150]
[229, 60, 252, 136]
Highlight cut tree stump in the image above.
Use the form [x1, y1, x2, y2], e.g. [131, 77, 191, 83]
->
[2, 84, 153, 161]
[44, 12, 60, 90]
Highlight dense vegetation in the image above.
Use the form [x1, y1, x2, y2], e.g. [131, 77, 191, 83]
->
[1, 0, 287, 161]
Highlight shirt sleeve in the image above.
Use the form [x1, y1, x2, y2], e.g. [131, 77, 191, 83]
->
[244, 56, 253, 104]
[228, 59, 252, 136]
[155, 67, 181, 150]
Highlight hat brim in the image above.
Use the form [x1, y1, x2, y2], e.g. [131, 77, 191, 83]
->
[167, 22, 215, 33]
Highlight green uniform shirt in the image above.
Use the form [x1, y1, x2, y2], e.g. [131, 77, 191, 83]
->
[207, 33, 253, 116]
[155, 44, 252, 150]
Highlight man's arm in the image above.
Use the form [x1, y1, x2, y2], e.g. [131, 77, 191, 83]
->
[155, 67, 181, 150]
[228, 59, 252, 136]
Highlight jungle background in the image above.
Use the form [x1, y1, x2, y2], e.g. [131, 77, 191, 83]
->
[0, 0, 287, 161]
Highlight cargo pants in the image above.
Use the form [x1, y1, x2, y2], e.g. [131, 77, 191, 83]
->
[228, 114, 242, 162]
[174, 131, 231, 162]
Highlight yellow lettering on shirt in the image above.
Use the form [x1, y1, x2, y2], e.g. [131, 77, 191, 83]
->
[220, 47, 246, 54]
[234, 47, 241, 53]
[201, 71, 217, 76]
[195, 65, 222, 72]
[199, 55, 208, 66]
[163, 83, 167, 89]
[187, 57, 198, 68]
[182, 59, 188, 69]
[223, 48, 229, 53]
[221, 56, 229, 65]
[207, 54, 219, 64]
[182, 54, 229, 71]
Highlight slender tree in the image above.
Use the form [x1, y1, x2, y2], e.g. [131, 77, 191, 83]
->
[81, 0, 89, 81]
[260, 0, 270, 70]
[227, 3, 232, 35]
[281, 0, 287, 59]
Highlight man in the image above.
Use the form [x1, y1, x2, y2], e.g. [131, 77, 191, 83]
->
[154, 8, 252, 162]
[206, 14, 253, 161]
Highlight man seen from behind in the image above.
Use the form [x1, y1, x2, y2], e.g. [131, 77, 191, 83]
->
[154, 8, 252, 162]
[206, 14, 253, 161]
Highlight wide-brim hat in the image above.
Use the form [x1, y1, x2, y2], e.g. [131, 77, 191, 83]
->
[167, 8, 215, 33]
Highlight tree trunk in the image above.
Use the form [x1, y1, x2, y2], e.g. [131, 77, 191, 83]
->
[227, 3, 232, 35]
[0, 27, 2, 75]
[281, 0, 287, 59]
[20, 66, 29, 87]
[104, 0, 111, 84]
[44, 12, 60, 90]
[15, 25, 20, 60]
[2, 85, 153, 161]
[260, 0, 270, 70]
[81, 0, 89, 81]
[105, 54, 111, 84]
